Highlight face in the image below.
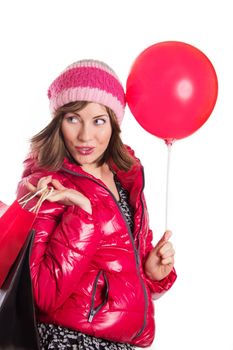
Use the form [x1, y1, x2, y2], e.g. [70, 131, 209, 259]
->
[61, 102, 112, 169]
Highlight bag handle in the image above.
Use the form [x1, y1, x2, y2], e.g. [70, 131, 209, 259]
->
[18, 187, 54, 213]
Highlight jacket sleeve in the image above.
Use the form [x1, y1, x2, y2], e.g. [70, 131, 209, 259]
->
[142, 228, 177, 299]
[140, 194, 177, 299]
[17, 175, 102, 313]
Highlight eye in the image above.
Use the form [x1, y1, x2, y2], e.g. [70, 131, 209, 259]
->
[64, 115, 79, 123]
[94, 118, 106, 125]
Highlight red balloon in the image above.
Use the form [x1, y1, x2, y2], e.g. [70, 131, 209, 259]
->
[126, 41, 218, 142]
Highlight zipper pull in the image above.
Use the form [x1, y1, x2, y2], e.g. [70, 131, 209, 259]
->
[88, 309, 95, 322]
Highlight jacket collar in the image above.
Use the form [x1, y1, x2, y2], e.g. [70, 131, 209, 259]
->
[62, 154, 144, 205]
[22, 147, 144, 200]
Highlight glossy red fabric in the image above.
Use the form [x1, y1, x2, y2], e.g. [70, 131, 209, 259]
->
[17, 149, 176, 347]
[0, 200, 36, 287]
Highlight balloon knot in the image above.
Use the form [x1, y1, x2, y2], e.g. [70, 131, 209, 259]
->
[165, 138, 175, 146]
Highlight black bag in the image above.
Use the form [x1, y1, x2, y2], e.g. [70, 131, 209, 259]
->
[0, 229, 40, 350]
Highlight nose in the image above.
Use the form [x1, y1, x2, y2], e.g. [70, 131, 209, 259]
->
[78, 123, 92, 142]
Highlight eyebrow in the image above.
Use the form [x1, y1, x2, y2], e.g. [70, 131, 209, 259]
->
[66, 112, 109, 119]
[92, 114, 109, 119]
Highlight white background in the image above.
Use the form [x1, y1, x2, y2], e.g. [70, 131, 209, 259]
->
[0, 1, 232, 349]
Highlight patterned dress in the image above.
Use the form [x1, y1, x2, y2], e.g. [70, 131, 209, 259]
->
[37, 176, 136, 350]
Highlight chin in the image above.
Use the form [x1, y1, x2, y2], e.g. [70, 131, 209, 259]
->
[76, 157, 98, 166]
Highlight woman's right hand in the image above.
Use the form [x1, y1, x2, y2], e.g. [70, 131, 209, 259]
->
[26, 176, 92, 214]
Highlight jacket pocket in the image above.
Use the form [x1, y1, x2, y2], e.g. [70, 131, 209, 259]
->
[88, 270, 109, 322]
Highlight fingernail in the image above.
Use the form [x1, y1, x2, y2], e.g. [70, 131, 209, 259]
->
[165, 231, 172, 239]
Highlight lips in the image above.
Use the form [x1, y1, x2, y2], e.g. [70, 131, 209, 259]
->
[75, 147, 95, 155]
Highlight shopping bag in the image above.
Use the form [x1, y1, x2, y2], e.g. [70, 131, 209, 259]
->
[0, 229, 40, 350]
[0, 201, 36, 288]
[0, 188, 52, 287]
[0, 188, 52, 349]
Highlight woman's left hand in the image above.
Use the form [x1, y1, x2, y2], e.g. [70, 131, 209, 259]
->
[145, 231, 175, 281]
[26, 176, 92, 214]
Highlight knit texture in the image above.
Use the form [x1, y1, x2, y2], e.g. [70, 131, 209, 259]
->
[48, 59, 125, 124]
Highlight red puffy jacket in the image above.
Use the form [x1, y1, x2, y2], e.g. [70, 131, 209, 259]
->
[17, 151, 176, 347]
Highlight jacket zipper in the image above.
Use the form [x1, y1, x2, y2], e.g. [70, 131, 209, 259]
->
[133, 167, 148, 338]
[88, 270, 109, 322]
[61, 166, 148, 337]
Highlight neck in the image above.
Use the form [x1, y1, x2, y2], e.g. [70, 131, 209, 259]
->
[82, 163, 110, 179]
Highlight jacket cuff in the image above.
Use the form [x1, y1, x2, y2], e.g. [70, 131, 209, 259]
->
[146, 268, 177, 299]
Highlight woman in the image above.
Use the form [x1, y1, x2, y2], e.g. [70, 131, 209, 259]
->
[17, 59, 176, 349]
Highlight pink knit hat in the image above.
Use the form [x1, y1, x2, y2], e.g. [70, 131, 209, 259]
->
[48, 59, 125, 124]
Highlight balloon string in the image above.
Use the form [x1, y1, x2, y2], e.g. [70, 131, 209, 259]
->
[165, 141, 173, 231]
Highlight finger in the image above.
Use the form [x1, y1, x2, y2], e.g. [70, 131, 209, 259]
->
[159, 242, 173, 255]
[161, 256, 174, 265]
[45, 193, 59, 202]
[164, 230, 172, 241]
[158, 243, 175, 260]
[155, 230, 172, 251]
[25, 180, 37, 193]
[160, 247, 175, 259]
[51, 179, 66, 190]
[45, 191, 66, 203]
[37, 176, 52, 190]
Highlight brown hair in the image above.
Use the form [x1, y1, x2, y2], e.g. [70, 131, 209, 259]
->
[30, 101, 136, 171]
